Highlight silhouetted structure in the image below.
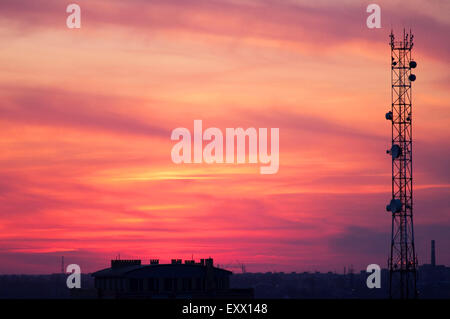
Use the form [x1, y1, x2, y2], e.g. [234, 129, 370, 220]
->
[431, 240, 436, 267]
[386, 29, 418, 299]
[90, 258, 253, 299]
[230, 264, 450, 299]
[2, 260, 449, 299]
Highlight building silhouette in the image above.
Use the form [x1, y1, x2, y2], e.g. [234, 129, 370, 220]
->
[90, 258, 253, 298]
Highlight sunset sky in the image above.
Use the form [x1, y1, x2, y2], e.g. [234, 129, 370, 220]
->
[0, 0, 449, 274]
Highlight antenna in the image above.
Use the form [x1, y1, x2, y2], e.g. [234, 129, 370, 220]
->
[385, 29, 418, 298]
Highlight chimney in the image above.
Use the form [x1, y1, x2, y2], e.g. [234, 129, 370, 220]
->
[431, 240, 436, 267]
[205, 258, 214, 267]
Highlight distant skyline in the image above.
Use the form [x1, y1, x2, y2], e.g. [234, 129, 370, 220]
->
[0, 0, 449, 274]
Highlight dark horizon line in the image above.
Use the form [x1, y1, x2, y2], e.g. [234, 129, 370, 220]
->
[1, 262, 448, 277]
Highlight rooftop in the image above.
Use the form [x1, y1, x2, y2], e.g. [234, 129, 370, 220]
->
[92, 258, 232, 278]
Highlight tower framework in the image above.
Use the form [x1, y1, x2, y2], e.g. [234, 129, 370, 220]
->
[385, 30, 418, 298]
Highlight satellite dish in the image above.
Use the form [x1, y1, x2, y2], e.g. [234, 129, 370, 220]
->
[386, 198, 402, 213]
[409, 61, 417, 68]
[385, 111, 393, 120]
[409, 74, 416, 81]
[388, 144, 402, 159]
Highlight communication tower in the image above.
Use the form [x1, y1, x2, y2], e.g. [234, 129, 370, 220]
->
[385, 29, 418, 298]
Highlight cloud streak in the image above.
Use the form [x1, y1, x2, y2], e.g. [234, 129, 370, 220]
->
[1, 0, 448, 61]
[0, 86, 168, 138]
